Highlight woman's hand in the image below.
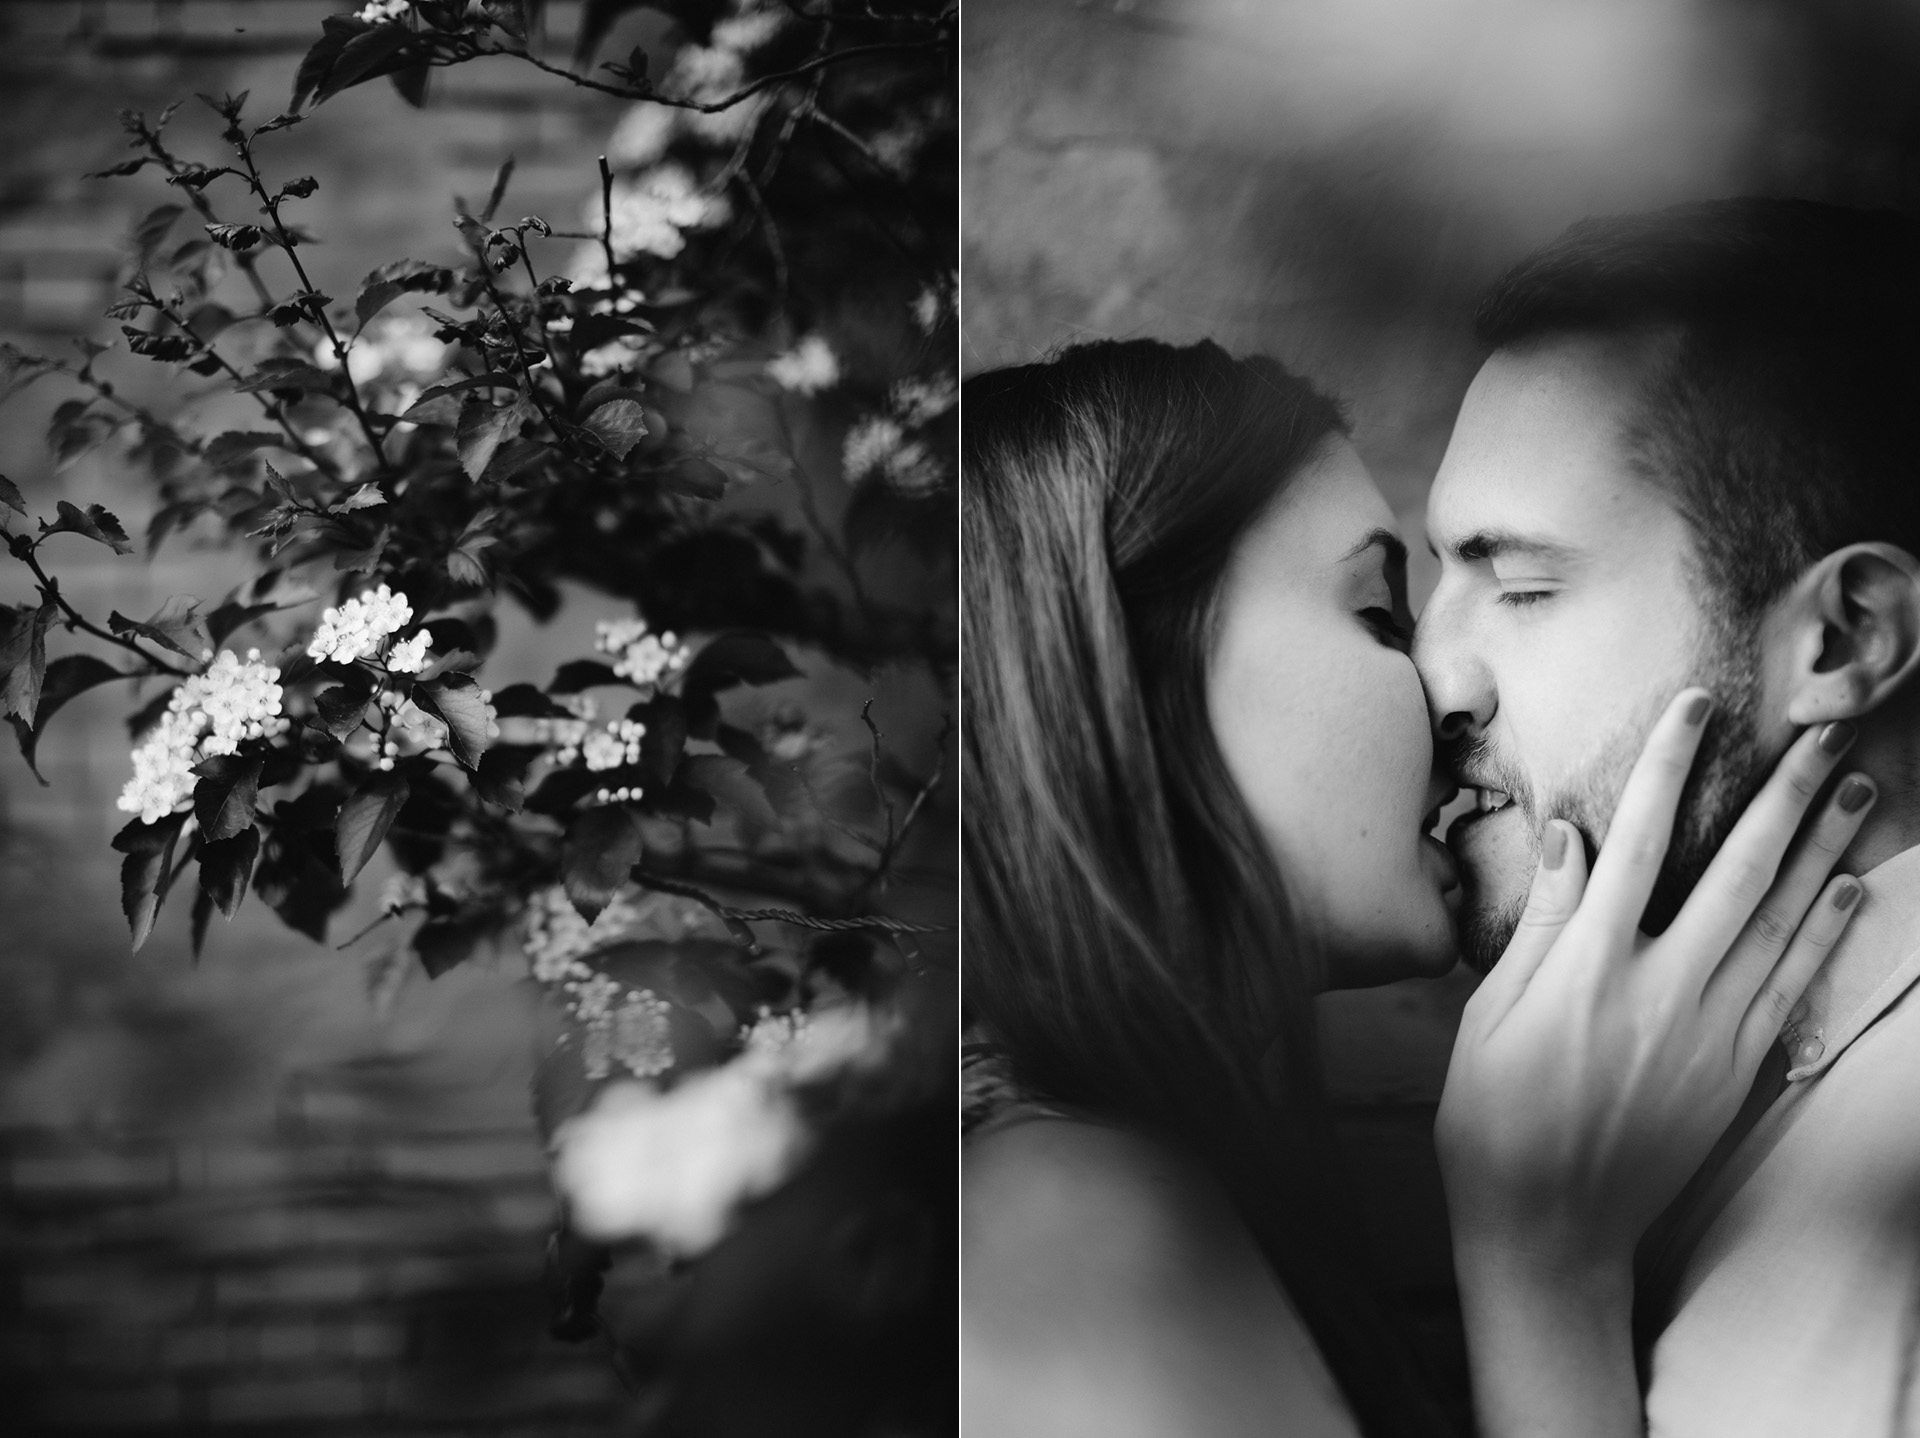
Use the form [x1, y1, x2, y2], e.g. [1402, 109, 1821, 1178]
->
[1436, 689, 1875, 1438]
[1438, 688, 1875, 1270]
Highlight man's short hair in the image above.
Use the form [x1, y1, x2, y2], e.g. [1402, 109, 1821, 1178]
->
[1476, 198, 1920, 616]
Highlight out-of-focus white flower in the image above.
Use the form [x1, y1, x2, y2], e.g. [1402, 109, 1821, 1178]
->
[740, 1002, 894, 1086]
[385, 628, 432, 675]
[608, 104, 679, 169]
[321, 313, 446, 390]
[379, 873, 430, 916]
[842, 415, 904, 483]
[583, 988, 675, 1080]
[579, 336, 649, 379]
[595, 617, 691, 688]
[767, 334, 840, 394]
[355, 0, 411, 22]
[307, 584, 414, 665]
[553, 1066, 810, 1254]
[711, 9, 785, 54]
[601, 166, 730, 261]
[567, 244, 611, 291]
[116, 649, 289, 825]
[890, 374, 955, 427]
[581, 718, 646, 772]
[524, 884, 642, 985]
[911, 277, 955, 334]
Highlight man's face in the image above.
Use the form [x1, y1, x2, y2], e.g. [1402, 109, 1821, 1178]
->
[1415, 335, 1771, 969]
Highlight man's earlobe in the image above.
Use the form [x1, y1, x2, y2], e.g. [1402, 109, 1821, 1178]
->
[1783, 544, 1920, 725]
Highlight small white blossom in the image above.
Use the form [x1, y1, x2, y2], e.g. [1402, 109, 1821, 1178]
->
[307, 584, 414, 665]
[911, 277, 954, 333]
[355, 0, 411, 22]
[607, 104, 678, 169]
[711, 9, 785, 54]
[890, 374, 956, 427]
[842, 416, 905, 483]
[595, 617, 691, 688]
[581, 719, 646, 773]
[583, 988, 675, 1080]
[385, 629, 432, 675]
[319, 313, 445, 390]
[117, 650, 289, 825]
[767, 335, 839, 395]
[552, 1067, 809, 1255]
[601, 166, 730, 262]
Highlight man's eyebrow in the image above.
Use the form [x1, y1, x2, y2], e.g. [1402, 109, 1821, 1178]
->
[1445, 530, 1579, 564]
[1341, 527, 1408, 570]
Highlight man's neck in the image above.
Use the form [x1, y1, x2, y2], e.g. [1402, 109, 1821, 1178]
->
[1841, 717, 1920, 875]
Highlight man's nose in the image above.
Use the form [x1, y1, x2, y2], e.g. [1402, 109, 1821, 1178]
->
[1412, 590, 1494, 744]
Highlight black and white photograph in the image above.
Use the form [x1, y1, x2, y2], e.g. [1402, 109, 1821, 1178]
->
[962, 2, 1920, 1436]
[0, 3, 954, 1435]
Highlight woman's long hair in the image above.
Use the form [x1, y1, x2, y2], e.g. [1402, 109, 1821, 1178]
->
[963, 339, 1452, 1437]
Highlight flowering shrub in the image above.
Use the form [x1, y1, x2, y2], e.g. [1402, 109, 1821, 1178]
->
[0, 0, 954, 1425]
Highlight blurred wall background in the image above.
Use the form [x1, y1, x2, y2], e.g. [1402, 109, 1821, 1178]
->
[0, 2, 740, 1432]
[962, 0, 1920, 1401]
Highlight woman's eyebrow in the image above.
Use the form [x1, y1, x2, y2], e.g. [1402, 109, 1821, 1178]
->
[1341, 527, 1409, 571]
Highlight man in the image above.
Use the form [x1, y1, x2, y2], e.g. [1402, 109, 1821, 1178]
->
[1415, 199, 1920, 1435]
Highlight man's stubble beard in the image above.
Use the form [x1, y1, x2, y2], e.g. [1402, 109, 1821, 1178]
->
[1456, 612, 1768, 973]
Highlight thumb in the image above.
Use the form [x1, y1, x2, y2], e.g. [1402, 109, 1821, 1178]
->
[1480, 819, 1589, 1014]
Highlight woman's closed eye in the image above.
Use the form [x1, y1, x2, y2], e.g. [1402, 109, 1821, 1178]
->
[1359, 606, 1413, 649]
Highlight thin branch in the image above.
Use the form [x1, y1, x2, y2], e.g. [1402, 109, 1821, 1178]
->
[482, 39, 944, 112]
[14, 546, 192, 676]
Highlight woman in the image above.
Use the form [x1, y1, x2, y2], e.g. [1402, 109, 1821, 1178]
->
[961, 339, 1871, 1437]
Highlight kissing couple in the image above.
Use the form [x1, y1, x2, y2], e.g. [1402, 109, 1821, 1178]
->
[962, 199, 1920, 1437]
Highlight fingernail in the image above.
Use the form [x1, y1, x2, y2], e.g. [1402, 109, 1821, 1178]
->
[1820, 721, 1857, 755]
[1833, 879, 1862, 911]
[1838, 775, 1875, 813]
[1541, 822, 1568, 870]
[1684, 693, 1712, 725]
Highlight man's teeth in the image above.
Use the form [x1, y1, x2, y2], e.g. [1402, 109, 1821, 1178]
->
[1477, 789, 1513, 813]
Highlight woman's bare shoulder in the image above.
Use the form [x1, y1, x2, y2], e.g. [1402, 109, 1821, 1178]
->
[963, 1117, 1359, 1438]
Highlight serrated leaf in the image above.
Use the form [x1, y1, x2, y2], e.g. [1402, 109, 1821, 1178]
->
[582, 398, 648, 460]
[206, 223, 267, 251]
[9, 653, 123, 779]
[456, 396, 528, 481]
[112, 812, 188, 952]
[471, 745, 529, 811]
[1, 601, 55, 723]
[199, 826, 260, 919]
[109, 596, 210, 660]
[192, 752, 265, 842]
[412, 674, 491, 768]
[683, 633, 800, 697]
[38, 500, 134, 554]
[314, 683, 374, 738]
[335, 771, 409, 883]
[278, 175, 319, 199]
[562, 804, 643, 922]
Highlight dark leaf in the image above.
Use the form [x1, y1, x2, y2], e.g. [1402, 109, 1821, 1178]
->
[206, 600, 278, 647]
[491, 682, 570, 718]
[481, 157, 516, 225]
[562, 804, 643, 922]
[482, 0, 528, 41]
[235, 359, 333, 397]
[573, 0, 651, 66]
[199, 826, 260, 918]
[651, 352, 695, 393]
[121, 326, 196, 363]
[109, 596, 210, 660]
[112, 812, 188, 952]
[190, 885, 214, 959]
[414, 913, 492, 978]
[336, 771, 410, 883]
[167, 164, 233, 191]
[278, 175, 319, 200]
[683, 633, 800, 698]
[185, 303, 237, 343]
[665, 457, 729, 500]
[255, 111, 304, 134]
[314, 23, 417, 107]
[125, 685, 178, 739]
[525, 765, 600, 816]
[485, 437, 550, 483]
[10, 653, 123, 777]
[412, 673, 492, 768]
[88, 156, 155, 179]
[0, 600, 54, 723]
[581, 398, 648, 460]
[471, 745, 531, 811]
[205, 223, 267, 252]
[390, 58, 431, 108]
[132, 204, 184, 265]
[548, 659, 620, 694]
[39, 500, 134, 554]
[681, 754, 778, 828]
[355, 258, 455, 326]
[314, 682, 374, 737]
[568, 313, 649, 353]
[633, 694, 687, 787]
[191, 752, 265, 842]
[456, 396, 528, 482]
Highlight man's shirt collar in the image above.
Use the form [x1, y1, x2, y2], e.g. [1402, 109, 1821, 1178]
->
[1777, 844, 1920, 1083]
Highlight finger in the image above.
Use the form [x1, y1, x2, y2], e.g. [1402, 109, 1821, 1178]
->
[1668, 721, 1861, 982]
[1732, 874, 1863, 1078]
[1580, 687, 1713, 942]
[1476, 819, 1588, 1021]
[1702, 768, 1875, 1018]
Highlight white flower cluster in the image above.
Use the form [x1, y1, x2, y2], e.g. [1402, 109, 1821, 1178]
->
[890, 374, 956, 427]
[601, 166, 730, 262]
[385, 630, 432, 675]
[602, 2, 787, 169]
[522, 883, 642, 986]
[582, 987, 675, 1081]
[117, 649, 289, 826]
[307, 585, 414, 666]
[911, 276, 956, 334]
[374, 693, 449, 771]
[582, 718, 647, 773]
[550, 1000, 894, 1256]
[767, 334, 840, 395]
[595, 617, 691, 688]
[355, 0, 411, 23]
[317, 313, 446, 395]
[843, 375, 950, 497]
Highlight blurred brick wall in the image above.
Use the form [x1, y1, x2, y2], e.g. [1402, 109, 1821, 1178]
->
[0, 3, 669, 1432]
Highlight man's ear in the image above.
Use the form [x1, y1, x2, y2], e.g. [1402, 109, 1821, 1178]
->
[1779, 543, 1920, 725]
